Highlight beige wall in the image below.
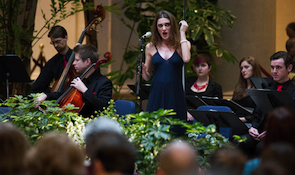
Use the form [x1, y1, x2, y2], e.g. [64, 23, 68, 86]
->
[217, 0, 276, 96]
[276, 0, 295, 51]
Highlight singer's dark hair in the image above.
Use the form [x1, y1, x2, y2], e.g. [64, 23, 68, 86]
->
[151, 10, 180, 50]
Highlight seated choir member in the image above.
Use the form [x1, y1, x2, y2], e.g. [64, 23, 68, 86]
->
[236, 51, 295, 158]
[232, 56, 261, 122]
[186, 54, 223, 121]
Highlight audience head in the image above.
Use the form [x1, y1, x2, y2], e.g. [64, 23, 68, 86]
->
[270, 51, 293, 83]
[193, 54, 212, 78]
[84, 116, 123, 157]
[286, 38, 295, 57]
[263, 107, 295, 149]
[90, 131, 136, 175]
[151, 10, 180, 50]
[0, 122, 30, 175]
[286, 22, 295, 38]
[48, 25, 68, 53]
[26, 132, 85, 175]
[232, 56, 261, 101]
[253, 142, 295, 175]
[157, 139, 199, 175]
[207, 145, 246, 175]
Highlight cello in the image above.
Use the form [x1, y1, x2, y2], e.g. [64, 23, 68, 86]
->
[56, 52, 112, 113]
[51, 5, 106, 93]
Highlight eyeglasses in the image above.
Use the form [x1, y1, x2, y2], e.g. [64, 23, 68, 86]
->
[50, 39, 64, 45]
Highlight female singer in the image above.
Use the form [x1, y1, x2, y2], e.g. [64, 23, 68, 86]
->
[232, 56, 261, 122]
[186, 54, 223, 121]
[142, 10, 191, 134]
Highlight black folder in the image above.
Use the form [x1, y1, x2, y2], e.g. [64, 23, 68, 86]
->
[249, 77, 274, 89]
[127, 84, 151, 100]
[246, 89, 295, 114]
[188, 109, 249, 136]
[186, 95, 211, 109]
[186, 96, 253, 116]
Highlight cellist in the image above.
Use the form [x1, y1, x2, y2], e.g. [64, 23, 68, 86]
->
[36, 44, 113, 117]
[29, 26, 73, 94]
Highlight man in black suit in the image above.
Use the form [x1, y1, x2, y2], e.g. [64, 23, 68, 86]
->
[30, 25, 73, 93]
[238, 51, 295, 157]
[36, 44, 112, 117]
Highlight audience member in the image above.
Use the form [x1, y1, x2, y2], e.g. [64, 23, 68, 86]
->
[26, 132, 85, 175]
[286, 22, 295, 38]
[157, 139, 199, 175]
[84, 117, 136, 175]
[207, 145, 246, 175]
[250, 142, 295, 175]
[0, 122, 30, 175]
[243, 107, 295, 175]
[232, 56, 261, 122]
[84, 116, 123, 158]
[263, 107, 295, 149]
[88, 131, 136, 175]
[285, 37, 295, 58]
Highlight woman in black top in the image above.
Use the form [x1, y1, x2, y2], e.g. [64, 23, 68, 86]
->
[186, 54, 223, 121]
[232, 56, 261, 122]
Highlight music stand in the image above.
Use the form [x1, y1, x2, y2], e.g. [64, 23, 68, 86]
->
[250, 77, 274, 89]
[188, 109, 249, 136]
[186, 95, 208, 109]
[128, 84, 151, 100]
[187, 96, 253, 116]
[246, 89, 295, 114]
[0, 55, 31, 99]
[214, 99, 253, 116]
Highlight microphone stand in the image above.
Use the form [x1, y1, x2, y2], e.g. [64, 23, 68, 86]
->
[136, 37, 147, 111]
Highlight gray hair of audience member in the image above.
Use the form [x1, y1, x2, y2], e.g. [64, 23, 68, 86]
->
[0, 122, 30, 175]
[90, 131, 136, 174]
[84, 117, 122, 140]
[157, 139, 199, 175]
[84, 117, 123, 156]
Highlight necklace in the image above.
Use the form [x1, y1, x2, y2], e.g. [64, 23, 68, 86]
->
[193, 81, 208, 90]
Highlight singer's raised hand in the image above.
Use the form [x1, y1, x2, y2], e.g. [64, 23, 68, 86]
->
[179, 20, 188, 33]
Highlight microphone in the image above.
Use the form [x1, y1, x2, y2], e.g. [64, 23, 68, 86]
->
[139, 31, 152, 41]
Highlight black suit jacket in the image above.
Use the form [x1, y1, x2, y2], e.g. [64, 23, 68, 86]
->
[47, 69, 112, 117]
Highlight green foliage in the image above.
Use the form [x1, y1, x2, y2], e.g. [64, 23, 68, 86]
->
[100, 101, 228, 174]
[0, 94, 89, 143]
[184, 122, 229, 167]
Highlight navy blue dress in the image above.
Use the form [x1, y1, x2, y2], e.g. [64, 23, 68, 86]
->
[146, 47, 187, 122]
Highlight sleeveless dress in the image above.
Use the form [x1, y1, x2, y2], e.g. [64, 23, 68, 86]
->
[146, 47, 187, 122]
